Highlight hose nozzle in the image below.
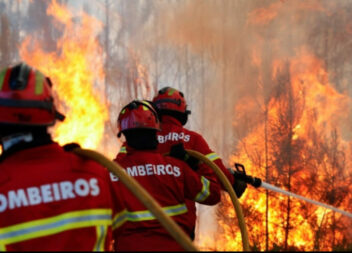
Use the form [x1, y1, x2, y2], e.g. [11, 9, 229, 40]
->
[231, 163, 262, 188]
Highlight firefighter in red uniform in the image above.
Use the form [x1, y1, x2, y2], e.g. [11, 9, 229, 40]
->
[112, 100, 221, 251]
[115, 88, 248, 240]
[151, 86, 248, 239]
[0, 63, 123, 251]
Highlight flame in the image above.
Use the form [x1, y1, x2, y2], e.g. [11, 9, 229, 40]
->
[214, 47, 352, 251]
[292, 124, 301, 140]
[19, 0, 108, 152]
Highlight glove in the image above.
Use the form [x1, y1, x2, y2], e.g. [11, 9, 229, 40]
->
[232, 179, 247, 198]
[63, 142, 81, 152]
[169, 143, 199, 171]
[228, 164, 248, 198]
[231, 163, 262, 188]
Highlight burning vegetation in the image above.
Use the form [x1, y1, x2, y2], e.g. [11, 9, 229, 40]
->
[212, 5, 352, 252]
[19, 0, 108, 151]
[1, 0, 352, 251]
[14, 0, 152, 158]
[213, 50, 352, 251]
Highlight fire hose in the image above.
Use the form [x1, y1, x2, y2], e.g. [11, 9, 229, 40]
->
[181, 149, 352, 251]
[225, 164, 352, 219]
[185, 150, 251, 252]
[72, 148, 198, 252]
[230, 167, 352, 219]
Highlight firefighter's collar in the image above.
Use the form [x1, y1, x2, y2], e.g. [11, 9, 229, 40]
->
[1, 132, 33, 151]
[161, 115, 182, 126]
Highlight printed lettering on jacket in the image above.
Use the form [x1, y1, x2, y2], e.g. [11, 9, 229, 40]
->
[110, 163, 181, 181]
[157, 132, 190, 143]
[0, 178, 100, 213]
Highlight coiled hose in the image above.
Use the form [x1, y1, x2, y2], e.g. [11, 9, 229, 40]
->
[73, 148, 198, 251]
[185, 149, 250, 251]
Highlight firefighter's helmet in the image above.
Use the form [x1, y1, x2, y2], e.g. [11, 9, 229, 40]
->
[117, 100, 160, 137]
[0, 62, 65, 126]
[152, 86, 191, 114]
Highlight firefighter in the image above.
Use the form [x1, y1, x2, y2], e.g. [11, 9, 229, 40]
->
[151, 86, 248, 238]
[0, 62, 123, 251]
[112, 100, 221, 251]
[115, 89, 248, 240]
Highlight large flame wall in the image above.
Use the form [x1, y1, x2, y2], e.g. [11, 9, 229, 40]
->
[20, 0, 108, 151]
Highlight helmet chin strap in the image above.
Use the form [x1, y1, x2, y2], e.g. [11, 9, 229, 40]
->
[1, 132, 33, 151]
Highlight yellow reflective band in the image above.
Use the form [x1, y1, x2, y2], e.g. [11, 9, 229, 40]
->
[35, 71, 45, 95]
[205, 152, 220, 162]
[195, 176, 210, 202]
[121, 108, 126, 114]
[119, 146, 127, 154]
[112, 209, 128, 230]
[163, 203, 188, 216]
[0, 243, 6, 251]
[93, 225, 108, 252]
[142, 105, 149, 111]
[112, 203, 187, 228]
[0, 69, 7, 90]
[127, 203, 187, 222]
[0, 208, 112, 245]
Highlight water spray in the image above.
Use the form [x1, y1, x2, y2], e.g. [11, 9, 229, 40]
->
[232, 163, 352, 219]
[260, 181, 352, 218]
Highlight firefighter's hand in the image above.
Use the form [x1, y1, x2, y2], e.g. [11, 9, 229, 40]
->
[169, 143, 199, 171]
[233, 179, 247, 198]
[228, 166, 247, 198]
[63, 142, 81, 152]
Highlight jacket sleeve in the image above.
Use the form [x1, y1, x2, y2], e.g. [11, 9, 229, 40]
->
[192, 132, 234, 187]
[175, 159, 221, 205]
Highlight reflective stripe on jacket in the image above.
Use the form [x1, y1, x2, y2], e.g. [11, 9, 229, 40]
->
[0, 143, 123, 251]
[112, 148, 220, 251]
[0, 209, 111, 251]
[113, 203, 187, 229]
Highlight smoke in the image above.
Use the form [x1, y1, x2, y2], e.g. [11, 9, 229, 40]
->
[126, 0, 352, 247]
[2, 0, 352, 249]
[142, 0, 352, 148]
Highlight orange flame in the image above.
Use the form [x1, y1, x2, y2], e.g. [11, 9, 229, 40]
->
[214, 48, 352, 251]
[20, 0, 108, 151]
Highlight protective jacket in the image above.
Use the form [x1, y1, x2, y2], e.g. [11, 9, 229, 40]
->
[0, 142, 122, 251]
[157, 115, 235, 239]
[112, 147, 221, 251]
[115, 115, 233, 240]
[156, 115, 234, 185]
